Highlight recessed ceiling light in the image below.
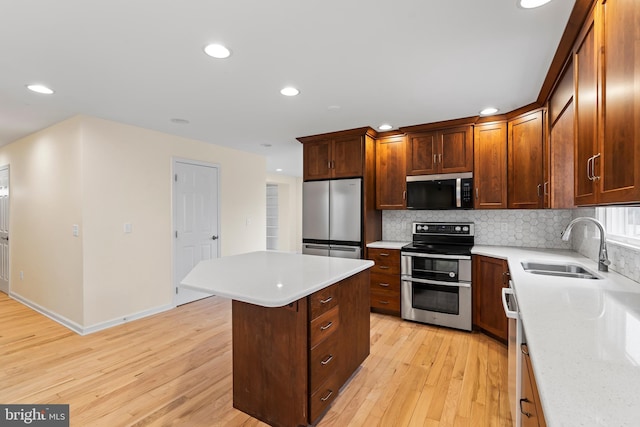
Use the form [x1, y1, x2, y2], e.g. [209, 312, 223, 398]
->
[170, 118, 190, 124]
[378, 124, 393, 131]
[280, 87, 299, 97]
[519, 0, 552, 9]
[327, 105, 341, 111]
[204, 43, 231, 59]
[26, 84, 54, 94]
[479, 107, 499, 116]
[276, 168, 283, 172]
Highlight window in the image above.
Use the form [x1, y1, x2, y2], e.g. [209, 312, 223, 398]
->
[597, 206, 640, 247]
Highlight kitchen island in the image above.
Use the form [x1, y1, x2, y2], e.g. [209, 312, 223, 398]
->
[181, 251, 374, 427]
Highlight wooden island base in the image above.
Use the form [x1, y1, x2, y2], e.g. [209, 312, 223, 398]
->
[231, 269, 370, 427]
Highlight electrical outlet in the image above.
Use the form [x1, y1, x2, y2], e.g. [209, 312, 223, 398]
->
[20, 271, 23, 280]
[72, 224, 79, 237]
[500, 222, 508, 233]
[124, 223, 132, 233]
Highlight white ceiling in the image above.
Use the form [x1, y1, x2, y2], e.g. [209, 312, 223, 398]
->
[0, 0, 576, 177]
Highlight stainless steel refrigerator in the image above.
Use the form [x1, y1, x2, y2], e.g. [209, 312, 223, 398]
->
[302, 178, 362, 259]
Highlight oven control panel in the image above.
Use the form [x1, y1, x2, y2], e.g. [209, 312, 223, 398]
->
[412, 222, 474, 236]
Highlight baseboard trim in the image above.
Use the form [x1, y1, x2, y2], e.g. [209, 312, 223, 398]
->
[9, 292, 84, 334]
[82, 304, 174, 335]
[9, 292, 174, 335]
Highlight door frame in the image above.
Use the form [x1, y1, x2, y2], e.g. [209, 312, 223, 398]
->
[0, 164, 9, 295]
[171, 157, 221, 307]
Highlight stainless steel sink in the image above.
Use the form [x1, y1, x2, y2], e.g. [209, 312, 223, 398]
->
[521, 261, 601, 280]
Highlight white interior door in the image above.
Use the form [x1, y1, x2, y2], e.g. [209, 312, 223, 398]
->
[173, 160, 219, 306]
[0, 166, 8, 294]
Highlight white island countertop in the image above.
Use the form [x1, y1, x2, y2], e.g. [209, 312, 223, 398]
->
[472, 245, 640, 427]
[180, 251, 374, 307]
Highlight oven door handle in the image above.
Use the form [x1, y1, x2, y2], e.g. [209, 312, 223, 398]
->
[402, 277, 471, 288]
[401, 252, 471, 260]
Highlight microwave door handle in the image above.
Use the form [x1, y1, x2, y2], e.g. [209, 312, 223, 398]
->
[456, 178, 462, 208]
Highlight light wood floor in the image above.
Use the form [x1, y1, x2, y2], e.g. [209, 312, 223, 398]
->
[0, 293, 512, 427]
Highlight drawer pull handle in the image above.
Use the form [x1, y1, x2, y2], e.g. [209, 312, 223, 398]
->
[379, 253, 390, 257]
[320, 296, 333, 304]
[321, 354, 334, 365]
[379, 266, 390, 270]
[320, 390, 333, 402]
[378, 283, 390, 287]
[378, 300, 389, 305]
[320, 321, 333, 331]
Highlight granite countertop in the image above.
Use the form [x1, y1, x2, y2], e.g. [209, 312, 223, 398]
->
[366, 241, 410, 250]
[180, 251, 374, 307]
[472, 245, 640, 427]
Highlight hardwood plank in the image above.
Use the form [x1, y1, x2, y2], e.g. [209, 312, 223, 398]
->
[0, 292, 512, 426]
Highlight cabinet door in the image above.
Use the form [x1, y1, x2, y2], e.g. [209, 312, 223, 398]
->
[521, 344, 548, 427]
[508, 110, 544, 209]
[439, 126, 473, 173]
[547, 60, 575, 209]
[376, 135, 406, 209]
[599, 0, 640, 204]
[332, 136, 363, 178]
[406, 132, 437, 175]
[573, 10, 598, 205]
[473, 122, 507, 209]
[304, 139, 332, 181]
[472, 255, 509, 342]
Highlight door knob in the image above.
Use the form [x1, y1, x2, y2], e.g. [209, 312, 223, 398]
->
[212, 235, 219, 240]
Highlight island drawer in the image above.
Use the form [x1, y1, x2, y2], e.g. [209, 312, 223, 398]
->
[368, 248, 401, 275]
[309, 333, 339, 392]
[309, 374, 341, 424]
[309, 283, 339, 319]
[309, 305, 340, 349]
[370, 289, 400, 313]
[370, 272, 401, 292]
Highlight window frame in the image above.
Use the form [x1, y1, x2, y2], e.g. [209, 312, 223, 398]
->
[597, 206, 640, 248]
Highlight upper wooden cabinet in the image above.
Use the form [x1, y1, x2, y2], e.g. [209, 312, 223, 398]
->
[474, 121, 507, 209]
[299, 128, 376, 181]
[574, 0, 640, 205]
[546, 59, 575, 209]
[375, 135, 406, 209]
[406, 125, 473, 175]
[508, 110, 545, 209]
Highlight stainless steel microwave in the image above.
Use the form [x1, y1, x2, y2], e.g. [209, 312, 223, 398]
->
[406, 173, 473, 210]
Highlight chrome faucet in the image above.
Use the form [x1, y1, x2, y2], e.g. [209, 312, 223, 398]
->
[561, 217, 611, 272]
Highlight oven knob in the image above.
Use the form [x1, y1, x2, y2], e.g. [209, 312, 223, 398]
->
[463, 226, 469, 232]
[424, 225, 429, 231]
[454, 226, 461, 232]
[449, 272, 455, 278]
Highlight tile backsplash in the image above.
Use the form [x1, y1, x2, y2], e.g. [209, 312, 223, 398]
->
[382, 207, 640, 284]
[570, 207, 640, 284]
[382, 209, 573, 248]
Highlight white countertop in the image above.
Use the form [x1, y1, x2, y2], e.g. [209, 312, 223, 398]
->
[472, 245, 640, 427]
[180, 251, 374, 307]
[366, 241, 410, 250]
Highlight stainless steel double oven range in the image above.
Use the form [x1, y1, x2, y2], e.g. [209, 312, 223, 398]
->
[401, 222, 474, 331]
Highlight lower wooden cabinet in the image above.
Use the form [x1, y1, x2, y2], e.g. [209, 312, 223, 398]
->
[232, 269, 370, 427]
[367, 247, 401, 316]
[472, 255, 509, 342]
[521, 343, 547, 427]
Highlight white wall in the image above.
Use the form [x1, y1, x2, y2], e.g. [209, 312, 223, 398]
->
[0, 117, 85, 326]
[0, 115, 267, 331]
